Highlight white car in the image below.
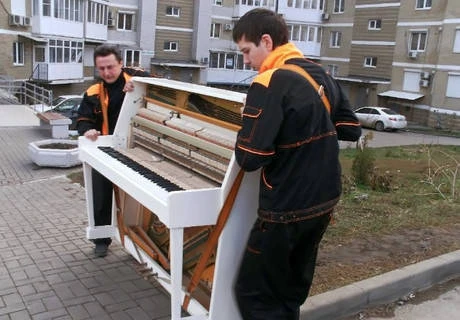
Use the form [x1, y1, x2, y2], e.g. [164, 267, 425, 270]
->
[354, 106, 407, 131]
[32, 94, 82, 113]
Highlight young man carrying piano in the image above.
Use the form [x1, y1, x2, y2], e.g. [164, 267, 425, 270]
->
[77, 45, 149, 257]
[232, 9, 362, 319]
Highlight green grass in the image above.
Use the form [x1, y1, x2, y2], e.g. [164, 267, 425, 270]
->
[324, 144, 460, 244]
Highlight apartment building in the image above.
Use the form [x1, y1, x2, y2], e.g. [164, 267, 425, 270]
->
[387, 0, 460, 127]
[0, 0, 155, 96]
[203, 0, 326, 88]
[149, 0, 204, 83]
[321, 0, 460, 128]
[1, 0, 459, 128]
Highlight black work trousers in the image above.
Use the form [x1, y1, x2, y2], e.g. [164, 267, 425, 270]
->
[91, 169, 113, 246]
[235, 211, 332, 320]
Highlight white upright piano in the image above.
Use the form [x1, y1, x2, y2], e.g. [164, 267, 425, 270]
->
[78, 77, 259, 319]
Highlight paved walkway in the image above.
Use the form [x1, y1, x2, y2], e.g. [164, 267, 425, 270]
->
[0, 112, 172, 319]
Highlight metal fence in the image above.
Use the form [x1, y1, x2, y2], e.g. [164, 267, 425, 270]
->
[0, 78, 52, 110]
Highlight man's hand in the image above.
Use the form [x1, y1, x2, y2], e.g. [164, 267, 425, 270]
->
[84, 129, 101, 141]
[123, 80, 135, 93]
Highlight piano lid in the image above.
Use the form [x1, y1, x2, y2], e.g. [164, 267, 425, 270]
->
[131, 77, 246, 104]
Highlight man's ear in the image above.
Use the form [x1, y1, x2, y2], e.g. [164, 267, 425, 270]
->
[260, 34, 273, 51]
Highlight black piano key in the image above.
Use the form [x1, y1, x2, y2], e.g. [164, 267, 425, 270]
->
[98, 146, 184, 192]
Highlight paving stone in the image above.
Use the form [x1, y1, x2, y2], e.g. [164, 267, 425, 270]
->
[10, 309, 32, 320]
[0, 126, 174, 320]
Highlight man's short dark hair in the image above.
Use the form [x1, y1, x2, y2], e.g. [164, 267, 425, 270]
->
[94, 44, 123, 63]
[232, 8, 288, 48]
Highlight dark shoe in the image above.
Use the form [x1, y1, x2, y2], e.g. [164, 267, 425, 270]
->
[94, 242, 108, 257]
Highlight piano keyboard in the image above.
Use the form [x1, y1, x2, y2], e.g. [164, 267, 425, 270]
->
[98, 146, 183, 192]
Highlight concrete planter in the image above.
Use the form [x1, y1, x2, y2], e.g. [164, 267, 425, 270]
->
[28, 139, 81, 168]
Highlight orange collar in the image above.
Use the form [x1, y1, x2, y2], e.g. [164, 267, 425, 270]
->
[259, 43, 304, 74]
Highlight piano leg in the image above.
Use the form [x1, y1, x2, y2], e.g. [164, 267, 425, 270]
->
[83, 162, 117, 240]
[169, 228, 185, 319]
[83, 162, 96, 237]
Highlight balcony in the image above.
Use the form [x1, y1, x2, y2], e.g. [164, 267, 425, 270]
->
[32, 63, 84, 84]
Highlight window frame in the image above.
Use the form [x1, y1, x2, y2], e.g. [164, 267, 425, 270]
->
[330, 31, 342, 48]
[453, 29, 460, 53]
[125, 49, 141, 67]
[166, 6, 180, 17]
[368, 19, 382, 30]
[327, 64, 338, 77]
[415, 0, 432, 10]
[48, 39, 83, 63]
[364, 56, 377, 68]
[13, 42, 24, 66]
[410, 31, 427, 52]
[333, 0, 344, 13]
[117, 11, 135, 31]
[210, 23, 221, 38]
[446, 73, 460, 98]
[163, 41, 178, 52]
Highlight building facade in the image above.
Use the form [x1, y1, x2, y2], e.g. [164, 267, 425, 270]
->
[1, 0, 459, 128]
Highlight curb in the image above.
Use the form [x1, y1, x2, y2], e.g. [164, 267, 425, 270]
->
[299, 250, 460, 320]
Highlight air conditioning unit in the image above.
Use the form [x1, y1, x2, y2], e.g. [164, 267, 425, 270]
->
[408, 51, 418, 59]
[200, 57, 209, 64]
[23, 17, 31, 26]
[419, 79, 430, 87]
[421, 71, 431, 79]
[224, 23, 233, 31]
[322, 13, 330, 20]
[9, 14, 22, 26]
[107, 18, 116, 27]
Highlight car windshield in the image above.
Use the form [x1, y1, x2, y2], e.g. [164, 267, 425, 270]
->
[381, 108, 398, 115]
[51, 97, 66, 106]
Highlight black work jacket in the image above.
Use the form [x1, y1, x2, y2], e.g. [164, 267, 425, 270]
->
[236, 46, 361, 222]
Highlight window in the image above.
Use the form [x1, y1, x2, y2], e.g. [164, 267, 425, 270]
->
[291, 25, 300, 41]
[166, 6, 180, 17]
[333, 0, 344, 13]
[210, 52, 251, 70]
[34, 47, 46, 63]
[236, 0, 269, 6]
[225, 54, 236, 69]
[164, 41, 178, 51]
[368, 19, 381, 30]
[43, 0, 51, 16]
[288, 24, 319, 42]
[13, 42, 24, 65]
[446, 74, 460, 98]
[118, 12, 135, 31]
[364, 56, 377, 67]
[416, 0, 431, 9]
[52, 0, 84, 21]
[236, 54, 252, 70]
[327, 64, 338, 77]
[87, 1, 106, 24]
[410, 31, 427, 52]
[330, 31, 342, 47]
[49, 39, 83, 63]
[453, 30, 460, 53]
[213, 0, 223, 5]
[210, 23, 221, 38]
[125, 50, 140, 67]
[403, 70, 421, 92]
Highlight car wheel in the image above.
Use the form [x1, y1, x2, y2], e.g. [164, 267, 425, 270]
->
[375, 121, 385, 131]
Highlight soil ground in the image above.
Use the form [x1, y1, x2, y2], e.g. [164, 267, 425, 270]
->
[311, 224, 460, 296]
